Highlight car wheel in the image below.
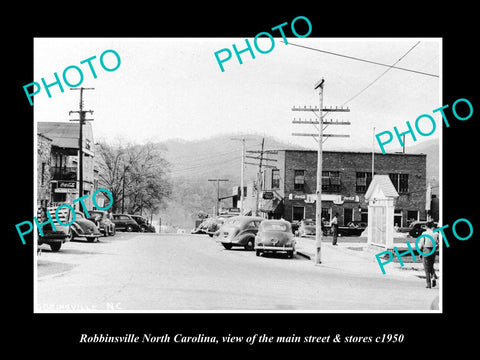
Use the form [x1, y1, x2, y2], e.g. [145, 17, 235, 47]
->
[87, 236, 97, 242]
[256, 250, 262, 257]
[50, 242, 62, 252]
[126, 225, 133, 232]
[222, 243, 233, 250]
[287, 250, 294, 258]
[244, 238, 255, 251]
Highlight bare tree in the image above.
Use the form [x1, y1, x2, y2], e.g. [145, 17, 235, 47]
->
[95, 140, 171, 214]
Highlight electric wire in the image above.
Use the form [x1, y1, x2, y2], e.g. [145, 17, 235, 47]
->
[283, 41, 439, 78]
[340, 41, 422, 106]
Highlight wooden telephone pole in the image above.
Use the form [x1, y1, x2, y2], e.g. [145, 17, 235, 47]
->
[292, 78, 350, 264]
[208, 179, 229, 216]
[68, 87, 94, 202]
[245, 138, 277, 216]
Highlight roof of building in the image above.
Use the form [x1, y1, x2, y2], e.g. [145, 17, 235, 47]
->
[365, 175, 399, 200]
[37, 132, 52, 142]
[277, 149, 426, 156]
[37, 121, 94, 151]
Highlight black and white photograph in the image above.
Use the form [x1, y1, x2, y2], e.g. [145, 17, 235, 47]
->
[32, 37, 442, 312]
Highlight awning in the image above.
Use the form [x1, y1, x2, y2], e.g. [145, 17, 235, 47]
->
[259, 198, 280, 213]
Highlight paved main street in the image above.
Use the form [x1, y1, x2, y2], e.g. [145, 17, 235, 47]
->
[36, 232, 439, 312]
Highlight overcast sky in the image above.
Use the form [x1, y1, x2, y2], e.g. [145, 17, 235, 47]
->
[33, 37, 441, 152]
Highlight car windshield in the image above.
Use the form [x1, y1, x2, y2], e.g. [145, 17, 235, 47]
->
[262, 223, 288, 231]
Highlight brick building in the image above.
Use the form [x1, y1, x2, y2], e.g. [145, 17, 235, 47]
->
[255, 150, 427, 227]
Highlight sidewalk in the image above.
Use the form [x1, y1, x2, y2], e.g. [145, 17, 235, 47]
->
[294, 235, 440, 279]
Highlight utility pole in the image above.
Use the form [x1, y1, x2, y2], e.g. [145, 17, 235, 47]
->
[244, 139, 277, 217]
[208, 179, 229, 216]
[372, 126, 375, 178]
[68, 87, 94, 203]
[255, 138, 265, 217]
[292, 78, 350, 264]
[231, 137, 247, 215]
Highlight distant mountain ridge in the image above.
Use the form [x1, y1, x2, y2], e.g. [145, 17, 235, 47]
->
[158, 133, 439, 184]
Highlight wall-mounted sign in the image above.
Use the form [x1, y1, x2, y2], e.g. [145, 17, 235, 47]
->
[262, 191, 274, 200]
[58, 181, 77, 189]
[288, 194, 306, 200]
[55, 188, 77, 193]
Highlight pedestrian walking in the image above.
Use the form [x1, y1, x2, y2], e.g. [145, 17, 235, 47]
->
[330, 213, 339, 245]
[418, 221, 439, 288]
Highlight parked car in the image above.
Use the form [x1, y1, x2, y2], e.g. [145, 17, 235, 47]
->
[408, 221, 438, 238]
[255, 219, 296, 258]
[191, 216, 228, 236]
[191, 218, 210, 234]
[70, 211, 102, 242]
[206, 217, 229, 237]
[337, 221, 367, 236]
[297, 219, 316, 237]
[37, 206, 73, 252]
[291, 220, 300, 235]
[130, 215, 156, 233]
[111, 214, 141, 232]
[88, 210, 116, 236]
[214, 216, 264, 250]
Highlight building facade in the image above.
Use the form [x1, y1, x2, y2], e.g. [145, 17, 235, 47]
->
[37, 133, 52, 208]
[258, 150, 427, 227]
[37, 121, 97, 211]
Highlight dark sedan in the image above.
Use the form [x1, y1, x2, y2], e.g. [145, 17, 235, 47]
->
[255, 220, 296, 258]
[408, 221, 438, 238]
[214, 216, 263, 250]
[70, 211, 102, 242]
[111, 214, 142, 232]
[130, 215, 156, 233]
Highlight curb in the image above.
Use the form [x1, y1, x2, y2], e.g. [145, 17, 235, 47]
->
[295, 249, 311, 260]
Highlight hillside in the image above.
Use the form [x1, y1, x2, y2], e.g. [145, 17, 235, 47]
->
[155, 134, 440, 230]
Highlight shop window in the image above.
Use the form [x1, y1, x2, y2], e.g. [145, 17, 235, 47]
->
[294, 170, 305, 191]
[292, 206, 305, 221]
[321, 208, 331, 222]
[407, 210, 419, 226]
[272, 168, 280, 189]
[344, 208, 353, 225]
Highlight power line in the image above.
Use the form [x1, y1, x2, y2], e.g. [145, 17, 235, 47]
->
[167, 149, 239, 164]
[168, 155, 242, 175]
[283, 41, 439, 78]
[341, 41, 422, 106]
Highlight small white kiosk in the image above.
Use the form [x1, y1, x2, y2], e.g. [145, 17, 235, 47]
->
[365, 175, 399, 250]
